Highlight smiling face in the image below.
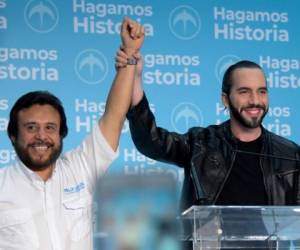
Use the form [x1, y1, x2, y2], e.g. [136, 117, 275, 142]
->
[11, 104, 62, 172]
[223, 67, 269, 130]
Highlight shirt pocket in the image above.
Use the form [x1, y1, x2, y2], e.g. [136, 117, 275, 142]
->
[63, 195, 93, 242]
[0, 208, 39, 250]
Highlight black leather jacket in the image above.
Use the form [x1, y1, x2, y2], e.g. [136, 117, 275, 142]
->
[127, 95, 300, 211]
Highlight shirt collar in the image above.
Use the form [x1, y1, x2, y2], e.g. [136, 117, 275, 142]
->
[16, 157, 57, 186]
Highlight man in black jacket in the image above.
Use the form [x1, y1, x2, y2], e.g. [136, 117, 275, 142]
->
[116, 52, 300, 247]
[117, 55, 300, 209]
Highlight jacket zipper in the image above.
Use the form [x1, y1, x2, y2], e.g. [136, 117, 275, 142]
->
[190, 161, 203, 202]
[259, 158, 270, 204]
[213, 150, 237, 204]
[259, 143, 271, 204]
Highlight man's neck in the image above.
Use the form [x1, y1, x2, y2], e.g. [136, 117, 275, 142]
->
[230, 120, 262, 142]
[35, 165, 54, 182]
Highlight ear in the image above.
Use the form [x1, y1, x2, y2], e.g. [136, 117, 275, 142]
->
[222, 93, 229, 109]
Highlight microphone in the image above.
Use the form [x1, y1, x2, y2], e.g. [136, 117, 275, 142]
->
[221, 133, 300, 163]
[233, 149, 300, 162]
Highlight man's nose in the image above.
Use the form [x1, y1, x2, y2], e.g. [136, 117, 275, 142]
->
[249, 92, 260, 105]
[34, 128, 47, 139]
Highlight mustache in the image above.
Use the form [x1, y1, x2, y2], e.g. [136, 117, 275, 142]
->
[241, 104, 266, 111]
[29, 141, 53, 147]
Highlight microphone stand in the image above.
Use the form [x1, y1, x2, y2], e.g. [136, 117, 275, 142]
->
[232, 148, 300, 249]
[265, 207, 280, 250]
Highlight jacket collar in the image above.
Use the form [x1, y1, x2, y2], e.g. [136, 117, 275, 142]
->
[222, 119, 267, 146]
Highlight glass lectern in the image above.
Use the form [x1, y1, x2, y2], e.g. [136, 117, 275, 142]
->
[180, 206, 300, 249]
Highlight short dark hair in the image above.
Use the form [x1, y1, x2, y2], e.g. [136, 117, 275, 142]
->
[222, 60, 264, 95]
[7, 91, 68, 140]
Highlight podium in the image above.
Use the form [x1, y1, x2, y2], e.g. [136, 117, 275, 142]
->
[180, 206, 300, 249]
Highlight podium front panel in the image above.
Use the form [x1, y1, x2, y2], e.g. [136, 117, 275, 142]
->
[180, 206, 300, 249]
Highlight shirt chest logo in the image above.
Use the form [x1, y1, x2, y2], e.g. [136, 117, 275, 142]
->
[63, 182, 85, 194]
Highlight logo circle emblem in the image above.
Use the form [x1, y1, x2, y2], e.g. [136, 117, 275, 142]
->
[215, 55, 241, 83]
[171, 102, 203, 133]
[169, 5, 201, 40]
[24, 0, 59, 33]
[74, 49, 108, 85]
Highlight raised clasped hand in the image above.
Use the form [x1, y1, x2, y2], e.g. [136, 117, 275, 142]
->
[121, 17, 145, 56]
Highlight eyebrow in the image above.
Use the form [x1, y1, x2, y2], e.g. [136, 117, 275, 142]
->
[22, 121, 58, 127]
[22, 121, 37, 126]
[236, 86, 268, 91]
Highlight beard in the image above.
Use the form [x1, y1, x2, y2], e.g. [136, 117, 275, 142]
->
[228, 98, 268, 129]
[14, 140, 62, 172]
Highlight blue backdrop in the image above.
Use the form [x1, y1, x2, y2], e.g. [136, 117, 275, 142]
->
[1, 0, 300, 195]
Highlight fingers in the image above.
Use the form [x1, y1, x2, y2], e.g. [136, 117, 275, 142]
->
[114, 48, 143, 70]
[121, 17, 128, 36]
[119, 17, 144, 64]
[120, 16, 145, 53]
[129, 22, 144, 40]
[115, 49, 128, 69]
[116, 52, 128, 64]
[133, 52, 141, 60]
[122, 17, 144, 40]
[117, 48, 128, 59]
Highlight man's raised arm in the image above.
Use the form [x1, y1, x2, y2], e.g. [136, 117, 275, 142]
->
[99, 17, 144, 151]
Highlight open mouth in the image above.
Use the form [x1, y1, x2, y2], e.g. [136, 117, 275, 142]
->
[244, 108, 262, 116]
[242, 106, 265, 118]
[30, 143, 53, 155]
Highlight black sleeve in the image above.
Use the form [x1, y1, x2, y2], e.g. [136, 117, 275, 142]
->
[126, 93, 191, 168]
